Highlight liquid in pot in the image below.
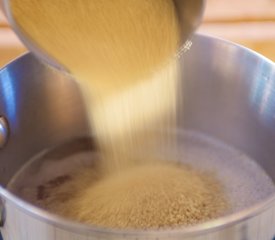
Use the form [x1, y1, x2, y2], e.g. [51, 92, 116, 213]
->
[8, 131, 275, 229]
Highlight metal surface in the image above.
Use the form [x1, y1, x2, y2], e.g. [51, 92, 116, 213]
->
[174, 0, 205, 42]
[0, 197, 5, 227]
[2, 0, 205, 72]
[0, 34, 274, 239]
[0, 54, 90, 187]
[0, 117, 8, 148]
[181, 35, 275, 182]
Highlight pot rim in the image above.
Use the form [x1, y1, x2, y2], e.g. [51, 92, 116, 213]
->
[1, 182, 275, 237]
[0, 34, 275, 238]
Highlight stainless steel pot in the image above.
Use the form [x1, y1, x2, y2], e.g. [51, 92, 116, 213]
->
[0, 34, 275, 239]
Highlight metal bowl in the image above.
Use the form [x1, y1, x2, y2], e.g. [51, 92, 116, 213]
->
[0, 34, 275, 239]
[2, 0, 205, 71]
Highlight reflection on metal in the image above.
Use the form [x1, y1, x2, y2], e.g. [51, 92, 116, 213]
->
[0, 117, 8, 148]
[0, 198, 5, 227]
[0, 69, 17, 126]
[240, 224, 248, 240]
[250, 61, 275, 127]
[176, 40, 193, 58]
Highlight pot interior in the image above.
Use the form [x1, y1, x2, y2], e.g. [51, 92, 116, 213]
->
[0, 34, 275, 229]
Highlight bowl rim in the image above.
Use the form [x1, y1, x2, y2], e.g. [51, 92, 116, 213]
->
[2, 0, 68, 72]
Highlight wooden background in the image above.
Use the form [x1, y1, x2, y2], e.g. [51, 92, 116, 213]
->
[0, 0, 274, 67]
[199, 0, 275, 61]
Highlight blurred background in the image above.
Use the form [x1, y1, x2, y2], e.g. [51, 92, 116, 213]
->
[0, 0, 274, 68]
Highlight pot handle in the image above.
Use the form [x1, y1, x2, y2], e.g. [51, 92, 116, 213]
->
[0, 117, 9, 148]
[0, 198, 5, 240]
